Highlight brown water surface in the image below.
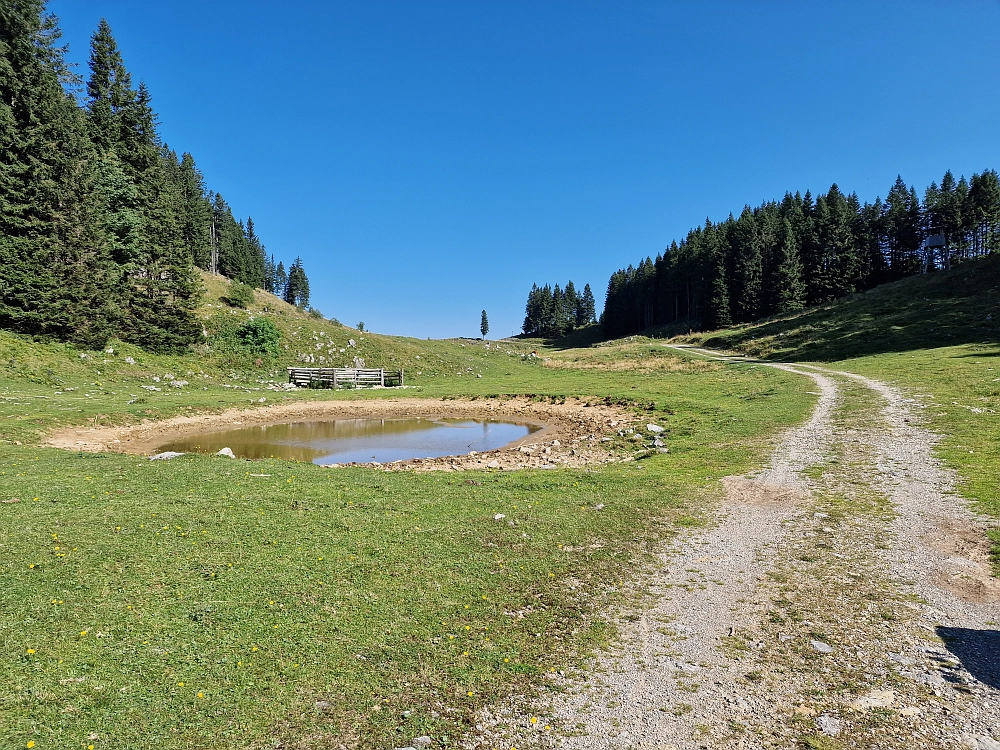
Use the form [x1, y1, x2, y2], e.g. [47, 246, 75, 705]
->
[155, 418, 538, 464]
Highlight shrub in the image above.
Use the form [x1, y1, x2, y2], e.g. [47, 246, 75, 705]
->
[234, 318, 281, 358]
[226, 280, 255, 308]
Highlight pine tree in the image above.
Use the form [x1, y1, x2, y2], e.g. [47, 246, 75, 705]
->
[774, 219, 806, 312]
[480, 310, 489, 339]
[578, 283, 596, 325]
[0, 2, 115, 345]
[275, 261, 288, 299]
[85, 20, 200, 351]
[284, 257, 310, 307]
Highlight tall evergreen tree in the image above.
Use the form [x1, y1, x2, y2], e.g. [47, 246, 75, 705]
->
[0, 1, 115, 345]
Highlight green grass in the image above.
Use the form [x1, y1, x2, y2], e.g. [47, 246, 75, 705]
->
[0, 317, 814, 748]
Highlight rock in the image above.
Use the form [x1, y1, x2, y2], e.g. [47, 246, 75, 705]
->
[850, 690, 895, 710]
[551, 440, 560, 446]
[494, 513, 506, 521]
[656, 447, 669, 453]
[412, 738, 432, 749]
[348, 339, 356, 347]
[959, 736, 1000, 750]
[124, 357, 136, 364]
[315, 700, 330, 710]
[149, 451, 184, 461]
[810, 640, 834, 654]
[652, 438, 664, 447]
[593, 503, 605, 510]
[816, 715, 842, 736]
[217, 447, 236, 458]
[487, 460, 500, 469]
[647, 424, 665, 433]
[519, 446, 534, 454]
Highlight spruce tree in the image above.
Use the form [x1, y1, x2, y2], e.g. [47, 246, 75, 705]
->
[0, 2, 115, 345]
[774, 219, 806, 312]
[480, 310, 489, 339]
[578, 283, 596, 325]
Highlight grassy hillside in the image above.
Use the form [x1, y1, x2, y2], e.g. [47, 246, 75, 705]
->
[0, 284, 817, 750]
[696, 254, 999, 362]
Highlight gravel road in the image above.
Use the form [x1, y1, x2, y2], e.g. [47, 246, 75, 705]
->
[468, 348, 999, 750]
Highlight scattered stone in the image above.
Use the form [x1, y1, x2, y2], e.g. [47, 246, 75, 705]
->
[850, 689, 895, 711]
[960, 736, 1000, 750]
[412, 737, 432, 749]
[315, 700, 330, 710]
[124, 357, 135, 364]
[652, 438, 664, 447]
[149, 451, 184, 461]
[3, 498, 21, 504]
[348, 339, 356, 348]
[487, 460, 501, 469]
[216, 447, 236, 458]
[816, 715, 842, 737]
[494, 513, 506, 521]
[656, 447, 669, 453]
[551, 440, 560, 446]
[810, 639, 834, 654]
[593, 503, 605, 510]
[647, 424, 665, 433]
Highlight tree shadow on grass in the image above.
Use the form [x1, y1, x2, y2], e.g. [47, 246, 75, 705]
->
[936, 626, 1000, 690]
[703, 255, 1000, 362]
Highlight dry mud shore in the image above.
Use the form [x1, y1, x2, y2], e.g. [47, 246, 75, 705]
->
[471, 350, 999, 750]
[45, 397, 644, 471]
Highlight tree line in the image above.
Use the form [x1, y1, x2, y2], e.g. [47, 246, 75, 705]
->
[522, 281, 596, 337]
[601, 171, 1000, 338]
[0, 3, 310, 352]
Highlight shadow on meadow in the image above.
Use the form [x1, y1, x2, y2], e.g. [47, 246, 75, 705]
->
[702, 255, 1000, 362]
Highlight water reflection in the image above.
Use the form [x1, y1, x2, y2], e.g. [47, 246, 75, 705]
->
[156, 418, 538, 464]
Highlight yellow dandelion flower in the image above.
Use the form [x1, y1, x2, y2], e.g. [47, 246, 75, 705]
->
[27, 648, 35, 654]
[80, 630, 87, 636]
[252, 647, 258, 652]
[463, 651, 469, 657]
[178, 682, 184, 687]
[27, 742, 35, 748]
[197, 692, 204, 698]
[467, 691, 473, 697]
[504, 657, 509, 662]
[530, 717, 537, 724]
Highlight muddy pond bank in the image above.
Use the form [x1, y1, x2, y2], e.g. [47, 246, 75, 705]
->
[45, 397, 643, 471]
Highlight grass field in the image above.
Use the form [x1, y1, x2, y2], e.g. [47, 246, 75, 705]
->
[0, 291, 815, 749]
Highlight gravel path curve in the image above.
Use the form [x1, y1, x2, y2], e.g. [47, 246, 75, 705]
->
[468, 347, 999, 750]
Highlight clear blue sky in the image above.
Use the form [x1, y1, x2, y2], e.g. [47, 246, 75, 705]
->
[49, 1, 1000, 339]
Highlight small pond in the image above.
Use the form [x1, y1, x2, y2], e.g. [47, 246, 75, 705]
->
[155, 418, 539, 464]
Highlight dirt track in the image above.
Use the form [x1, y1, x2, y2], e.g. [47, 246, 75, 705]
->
[472, 348, 999, 750]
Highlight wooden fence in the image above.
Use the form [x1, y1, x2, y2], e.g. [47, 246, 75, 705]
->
[287, 367, 404, 389]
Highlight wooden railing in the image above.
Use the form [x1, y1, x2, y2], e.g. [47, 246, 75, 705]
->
[287, 367, 404, 389]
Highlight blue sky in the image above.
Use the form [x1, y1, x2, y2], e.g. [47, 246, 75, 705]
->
[50, 1, 1000, 339]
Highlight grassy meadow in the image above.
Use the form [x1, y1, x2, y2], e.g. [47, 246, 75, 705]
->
[1, 279, 815, 749]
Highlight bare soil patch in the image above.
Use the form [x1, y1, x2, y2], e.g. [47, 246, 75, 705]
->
[45, 397, 640, 471]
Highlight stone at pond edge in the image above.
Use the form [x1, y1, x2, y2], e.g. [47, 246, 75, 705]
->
[149, 451, 184, 461]
[487, 460, 501, 469]
[816, 715, 842, 736]
[217, 447, 236, 458]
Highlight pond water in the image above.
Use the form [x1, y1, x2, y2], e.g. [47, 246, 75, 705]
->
[155, 418, 539, 465]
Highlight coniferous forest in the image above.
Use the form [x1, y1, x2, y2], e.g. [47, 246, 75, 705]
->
[0, 3, 308, 352]
[599, 173, 1000, 338]
[521, 280, 596, 337]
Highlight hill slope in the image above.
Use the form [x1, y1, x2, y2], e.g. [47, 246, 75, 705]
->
[691, 254, 1000, 361]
